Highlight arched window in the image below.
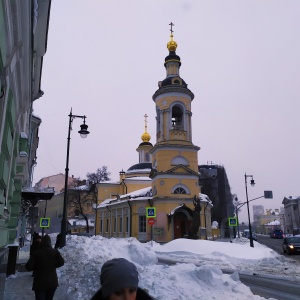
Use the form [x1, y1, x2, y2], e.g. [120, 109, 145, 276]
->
[174, 187, 187, 194]
[172, 184, 190, 194]
[171, 156, 189, 166]
[138, 207, 146, 233]
[171, 105, 183, 130]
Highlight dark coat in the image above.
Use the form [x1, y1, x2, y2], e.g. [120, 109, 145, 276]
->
[90, 287, 154, 300]
[30, 240, 41, 255]
[25, 235, 65, 291]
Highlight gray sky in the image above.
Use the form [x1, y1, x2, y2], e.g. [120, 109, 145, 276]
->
[33, 0, 300, 223]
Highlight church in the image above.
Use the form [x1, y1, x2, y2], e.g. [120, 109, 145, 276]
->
[95, 28, 213, 243]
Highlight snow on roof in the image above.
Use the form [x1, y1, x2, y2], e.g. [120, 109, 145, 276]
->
[68, 218, 94, 226]
[265, 220, 280, 226]
[126, 168, 151, 174]
[169, 204, 185, 215]
[199, 193, 212, 204]
[125, 176, 151, 181]
[97, 186, 152, 208]
[73, 185, 89, 191]
[22, 186, 55, 193]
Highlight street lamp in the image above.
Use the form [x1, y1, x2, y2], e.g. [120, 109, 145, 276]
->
[245, 173, 255, 248]
[60, 109, 90, 247]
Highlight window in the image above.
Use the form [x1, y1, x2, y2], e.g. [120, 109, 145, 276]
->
[139, 215, 146, 233]
[145, 152, 150, 162]
[106, 219, 109, 232]
[113, 218, 117, 232]
[174, 187, 187, 194]
[171, 105, 183, 129]
[126, 216, 129, 232]
[119, 217, 122, 232]
[100, 220, 103, 232]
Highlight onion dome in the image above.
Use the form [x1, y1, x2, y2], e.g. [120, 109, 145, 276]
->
[164, 34, 181, 67]
[127, 162, 152, 172]
[167, 34, 177, 52]
[140, 114, 152, 145]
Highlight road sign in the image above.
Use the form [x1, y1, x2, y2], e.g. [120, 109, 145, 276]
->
[148, 218, 156, 226]
[264, 191, 273, 199]
[146, 207, 156, 218]
[40, 218, 50, 228]
[228, 217, 237, 227]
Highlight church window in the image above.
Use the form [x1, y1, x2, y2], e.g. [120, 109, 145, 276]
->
[171, 156, 189, 165]
[139, 216, 146, 232]
[138, 207, 146, 233]
[174, 187, 187, 194]
[145, 152, 150, 162]
[171, 105, 183, 130]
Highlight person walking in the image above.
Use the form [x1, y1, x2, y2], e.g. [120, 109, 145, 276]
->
[91, 258, 153, 300]
[30, 232, 41, 255]
[25, 234, 65, 300]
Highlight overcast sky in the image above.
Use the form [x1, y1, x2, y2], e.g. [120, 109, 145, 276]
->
[32, 0, 300, 223]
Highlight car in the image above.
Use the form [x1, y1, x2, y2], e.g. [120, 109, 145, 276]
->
[243, 230, 257, 241]
[270, 229, 284, 239]
[282, 236, 300, 255]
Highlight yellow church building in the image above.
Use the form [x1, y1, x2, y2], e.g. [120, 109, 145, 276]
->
[95, 30, 213, 243]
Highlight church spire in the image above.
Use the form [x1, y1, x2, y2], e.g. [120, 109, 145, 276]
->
[167, 22, 178, 52]
[141, 114, 151, 143]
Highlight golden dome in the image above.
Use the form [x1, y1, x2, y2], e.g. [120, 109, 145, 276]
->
[141, 131, 151, 143]
[167, 34, 177, 52]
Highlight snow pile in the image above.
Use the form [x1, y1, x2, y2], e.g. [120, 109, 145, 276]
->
[51, 235, 296, 299]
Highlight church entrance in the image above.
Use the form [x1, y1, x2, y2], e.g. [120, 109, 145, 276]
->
[173, 212, 189, 239]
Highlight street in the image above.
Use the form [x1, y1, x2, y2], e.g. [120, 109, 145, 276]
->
[257, 235, 300, 262]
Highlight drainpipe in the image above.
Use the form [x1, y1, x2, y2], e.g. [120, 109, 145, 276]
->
[204, 202, 209, 240]
[127, 201, 132, 237]
[122, 179, 127, 194]
[106, 206, 111, 237]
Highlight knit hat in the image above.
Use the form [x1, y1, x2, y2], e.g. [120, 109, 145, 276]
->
[100, 258, 139, 298]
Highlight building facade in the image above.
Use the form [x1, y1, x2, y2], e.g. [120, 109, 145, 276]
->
[198, 164, 233, 238]
[95, 31, 213, 243]
[282, 196, 300, 235]
[0, 0, 51, 291]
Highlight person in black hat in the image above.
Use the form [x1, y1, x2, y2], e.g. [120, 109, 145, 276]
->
[91, 258, 153, 300]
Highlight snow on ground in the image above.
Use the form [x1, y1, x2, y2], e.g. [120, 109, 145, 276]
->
[48, 234, 300, 300]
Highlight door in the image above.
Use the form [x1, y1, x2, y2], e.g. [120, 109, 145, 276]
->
[173, 212, 188, 239]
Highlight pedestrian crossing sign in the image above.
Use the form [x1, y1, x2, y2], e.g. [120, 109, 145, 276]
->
[40, 218, 50, 228]
[146, 207, 156, 218]
[228, 217, 237, 226]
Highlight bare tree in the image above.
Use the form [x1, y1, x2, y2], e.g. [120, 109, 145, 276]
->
[86, 166, 111, 183]
[68, 187, 93, 233]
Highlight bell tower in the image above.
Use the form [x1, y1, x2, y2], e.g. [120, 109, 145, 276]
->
[150, 25, 201, 200]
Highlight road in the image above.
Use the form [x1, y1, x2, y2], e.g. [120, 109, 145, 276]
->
[158, 235, 300, 300]
[257, 235, 300, 262]
[239, 273, 300, 300]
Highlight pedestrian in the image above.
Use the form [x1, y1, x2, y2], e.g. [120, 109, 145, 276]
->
[91, 258, 153, 300]
[25, 234, 65, 300]
[30, 232, 41, 255]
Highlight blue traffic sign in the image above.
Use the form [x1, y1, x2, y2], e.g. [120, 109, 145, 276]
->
[228, 217, 237, 226]
[40, 218, 50, 228]
[146, 207, 156, 218]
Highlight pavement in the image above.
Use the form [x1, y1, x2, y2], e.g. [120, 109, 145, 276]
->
[2, 241, 65, 300]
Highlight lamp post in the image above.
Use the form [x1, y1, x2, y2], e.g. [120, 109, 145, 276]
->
[60, 109, 90, 248]
[244, 173, 255, 248]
